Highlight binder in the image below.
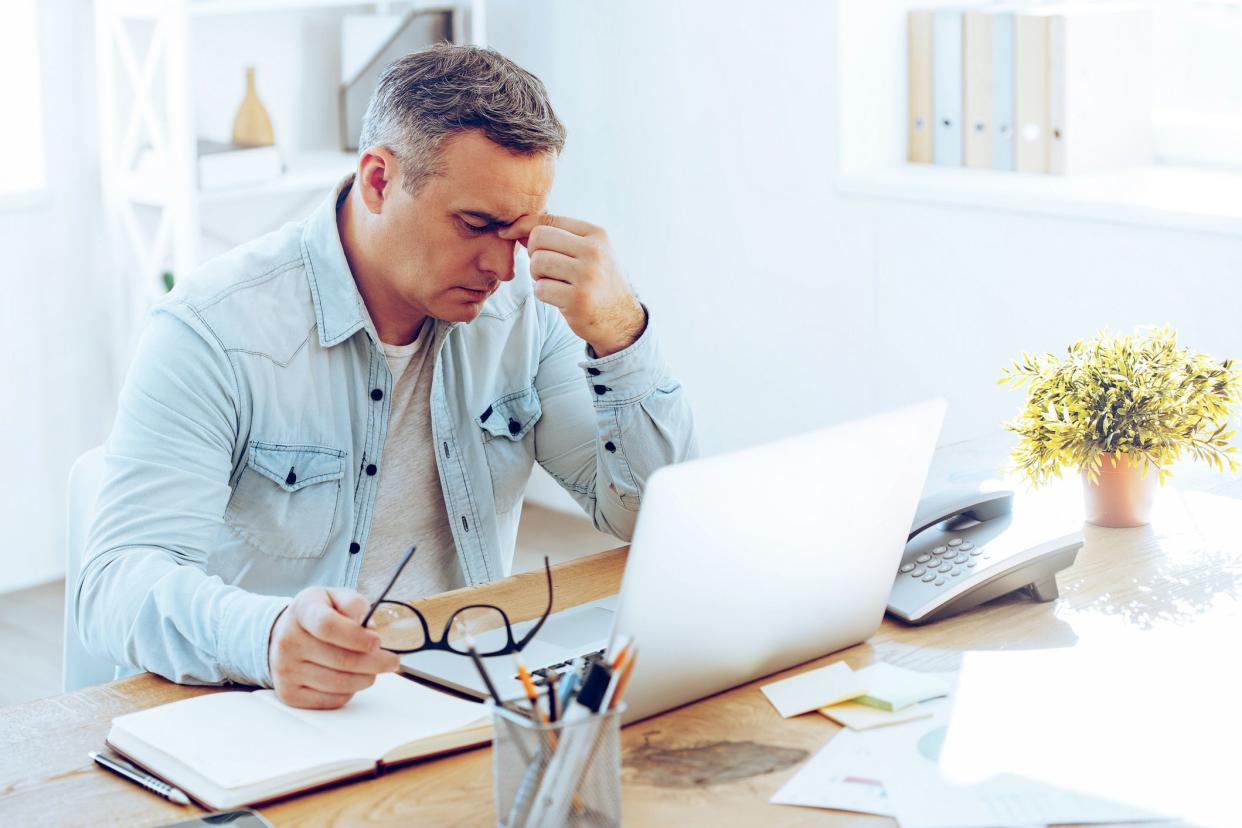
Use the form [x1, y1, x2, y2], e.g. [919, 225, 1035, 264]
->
[908, 10, 934, 164]
[990, 11, 1016, 170]
[963, 10, 993, 168]
[1014, 12, 1050, 173]
[1042, 6, 1155, 175]
[931, 9, 964, 166]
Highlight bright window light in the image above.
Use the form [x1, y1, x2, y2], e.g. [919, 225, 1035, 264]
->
[0, 0, 47, 196]
[1153, 0, 1242, 167]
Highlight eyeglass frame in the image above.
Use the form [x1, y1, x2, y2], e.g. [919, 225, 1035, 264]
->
[360, 544, 555, 656]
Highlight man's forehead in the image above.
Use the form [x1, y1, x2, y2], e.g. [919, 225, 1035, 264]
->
[436, 131, 555, 217]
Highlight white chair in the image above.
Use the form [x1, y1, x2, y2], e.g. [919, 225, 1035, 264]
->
[63, 445, 120, 692]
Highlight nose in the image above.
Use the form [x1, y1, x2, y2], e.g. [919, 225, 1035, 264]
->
[478, 237, 517, 282]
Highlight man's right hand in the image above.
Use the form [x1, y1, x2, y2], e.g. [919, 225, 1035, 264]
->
[267, 586, 401, 709]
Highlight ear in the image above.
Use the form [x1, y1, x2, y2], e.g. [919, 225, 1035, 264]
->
[357, 147, 398, 214]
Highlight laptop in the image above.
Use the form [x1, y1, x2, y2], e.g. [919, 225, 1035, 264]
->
[401, 399, 946, 723]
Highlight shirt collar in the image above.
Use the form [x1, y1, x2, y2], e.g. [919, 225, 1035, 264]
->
[301, 174, 377, 349]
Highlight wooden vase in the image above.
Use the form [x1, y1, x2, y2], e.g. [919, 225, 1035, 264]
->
[1082, 452, 1157, 528]
[231, 66, 275, 147]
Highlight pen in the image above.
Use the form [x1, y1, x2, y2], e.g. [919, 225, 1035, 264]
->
[513, 654, 548, 725]
[90, 750, 190, 806]
[547, 670, 561, 722]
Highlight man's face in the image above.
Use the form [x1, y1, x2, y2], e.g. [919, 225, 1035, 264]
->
[373, 131, 556, 323]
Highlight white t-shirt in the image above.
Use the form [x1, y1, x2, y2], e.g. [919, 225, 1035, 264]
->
[354, 319, 462, 602]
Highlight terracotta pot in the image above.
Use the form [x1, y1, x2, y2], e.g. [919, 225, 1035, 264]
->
[1082, 452, 1158, 527]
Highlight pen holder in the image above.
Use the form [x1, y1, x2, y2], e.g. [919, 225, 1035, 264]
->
[490, 701, 625, 828]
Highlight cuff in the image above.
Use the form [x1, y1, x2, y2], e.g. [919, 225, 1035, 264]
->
[579, 305, 668, 406]
[218, 590, 292, 688]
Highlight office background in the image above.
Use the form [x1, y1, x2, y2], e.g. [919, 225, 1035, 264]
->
[2, 0, 1241, 694]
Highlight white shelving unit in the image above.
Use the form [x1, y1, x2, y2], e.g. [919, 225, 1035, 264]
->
[93, 0, 483, 358]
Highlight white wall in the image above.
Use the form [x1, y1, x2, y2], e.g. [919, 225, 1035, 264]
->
[488, 0, 1242, 464]
[0, 0, 116, 593]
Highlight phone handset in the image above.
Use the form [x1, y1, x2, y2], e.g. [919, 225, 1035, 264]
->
[908, 489, 1014, 540]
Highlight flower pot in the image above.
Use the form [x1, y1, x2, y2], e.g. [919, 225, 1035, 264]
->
[1082, 452, 1157, 527]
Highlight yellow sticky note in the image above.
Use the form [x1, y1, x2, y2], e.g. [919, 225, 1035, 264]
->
[819, 700, 934, 730]
[761, 662, 864, 718]
[853, 662, 949, 711]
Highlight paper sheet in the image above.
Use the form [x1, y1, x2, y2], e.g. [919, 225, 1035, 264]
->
[853, 662, 949, 711]
[760, 661, 863, 718]
[769, 728, 894, 817]
[819, 699, 933, 730]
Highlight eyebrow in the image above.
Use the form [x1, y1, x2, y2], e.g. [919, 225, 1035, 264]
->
[459, 210, 517, 227]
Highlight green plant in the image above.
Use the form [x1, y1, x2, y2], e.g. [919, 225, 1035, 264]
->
[1000, 327, 1242, 486]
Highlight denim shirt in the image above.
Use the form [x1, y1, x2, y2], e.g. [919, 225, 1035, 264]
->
[77, 176, 697, 688]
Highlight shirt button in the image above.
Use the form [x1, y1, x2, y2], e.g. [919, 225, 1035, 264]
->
[508, 418, 521, 435]
[593, 384, 609, 395]
[366, 463, 377, 476]
[285, 470, 297, 485]
[349, 542, 360, 554]
[371, 388, 383, 401]
[604, 441, 616, 452]
[587, 367, 601, 376]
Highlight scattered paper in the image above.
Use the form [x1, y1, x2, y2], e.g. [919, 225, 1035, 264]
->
[770, 728, 894, 817]
[760, 661, 863, 718]
[853, 662, 950, 711]
[819, 699, 933, 730]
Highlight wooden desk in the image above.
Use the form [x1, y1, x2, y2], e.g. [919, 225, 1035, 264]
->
[5, 455, 1241, 826]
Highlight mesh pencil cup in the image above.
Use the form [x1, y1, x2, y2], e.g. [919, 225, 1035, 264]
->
[489, 700, 624, 828]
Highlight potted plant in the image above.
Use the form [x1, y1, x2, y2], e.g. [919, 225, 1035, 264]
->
[1000, 327, 1242, 527]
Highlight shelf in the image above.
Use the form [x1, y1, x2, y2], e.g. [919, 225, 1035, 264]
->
[188, 0, 438, 17]
[123, 150, 356, 207]
[835, 163, 1242, 238]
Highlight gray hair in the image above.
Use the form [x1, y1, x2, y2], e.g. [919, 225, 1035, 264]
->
[358, 43, 566, 195]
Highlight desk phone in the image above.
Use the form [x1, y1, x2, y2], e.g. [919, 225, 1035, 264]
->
[887, 489, 1083, 624]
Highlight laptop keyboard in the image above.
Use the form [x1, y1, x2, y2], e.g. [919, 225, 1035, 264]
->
[526, 648, 606, 686]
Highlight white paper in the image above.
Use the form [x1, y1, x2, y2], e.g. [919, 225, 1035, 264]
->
[770, 728, 894, 817]
[942, 624, 1242, 827]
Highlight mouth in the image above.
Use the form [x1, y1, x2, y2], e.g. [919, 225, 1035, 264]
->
[456, 284, 497, 300]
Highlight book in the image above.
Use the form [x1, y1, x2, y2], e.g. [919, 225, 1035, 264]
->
[907, 10, 934, 164]
[963, 9, 993, 169]
[1014, 11, 1051, 173]
[990, 10, 1016, 171]
[1042, 5, 1154, 175]
[106, 673, 491, 810]
[931, 9, 964, 166]
[197, 139, 283, 191]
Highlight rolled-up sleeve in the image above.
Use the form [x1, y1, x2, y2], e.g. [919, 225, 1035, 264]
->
[532, 303, 698, 539]
[76, 303, 289, 687]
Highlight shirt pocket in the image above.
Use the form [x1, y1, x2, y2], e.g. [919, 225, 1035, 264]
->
[477, 385, 542, 514]
[225, 441, 345, 560]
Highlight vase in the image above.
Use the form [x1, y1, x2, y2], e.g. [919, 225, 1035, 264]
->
[1082, 452, 1157, 527]
[232, 66, 275, 148]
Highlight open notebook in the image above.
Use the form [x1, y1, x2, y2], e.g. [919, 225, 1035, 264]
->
[106, 673, 491, 810]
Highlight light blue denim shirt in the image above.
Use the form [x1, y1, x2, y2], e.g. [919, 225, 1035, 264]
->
[77, 176, 697, 688]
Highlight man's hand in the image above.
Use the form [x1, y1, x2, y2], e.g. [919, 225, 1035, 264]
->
[267, 586, 400, 709]
[499, 214, 646, 357]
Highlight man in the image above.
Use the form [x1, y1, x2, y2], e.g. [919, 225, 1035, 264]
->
[78, 45, 696, 709]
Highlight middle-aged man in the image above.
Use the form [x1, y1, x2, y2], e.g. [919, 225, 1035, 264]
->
[78, 45, 697, 709]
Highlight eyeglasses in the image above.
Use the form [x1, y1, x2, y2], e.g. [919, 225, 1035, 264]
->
[361, 545, 554, 656]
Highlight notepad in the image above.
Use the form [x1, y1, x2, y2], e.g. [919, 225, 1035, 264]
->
[761, 662, 864, 718]
[106, 673, 490, 810]
[819, 700, 934, 730]
[853, 663, 949, 711]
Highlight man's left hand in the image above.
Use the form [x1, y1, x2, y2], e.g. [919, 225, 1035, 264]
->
[500, 214, 645, 357]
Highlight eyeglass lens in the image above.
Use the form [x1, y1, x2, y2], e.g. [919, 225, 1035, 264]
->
[366, 602, 427, 651]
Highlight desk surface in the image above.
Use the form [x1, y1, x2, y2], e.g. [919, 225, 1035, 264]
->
[5, 440, 1241, 827]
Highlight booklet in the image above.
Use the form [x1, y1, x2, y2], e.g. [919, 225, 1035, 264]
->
[106, 673, 491, 810]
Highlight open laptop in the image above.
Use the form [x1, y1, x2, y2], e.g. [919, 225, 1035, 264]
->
[401, 399, 945, 723]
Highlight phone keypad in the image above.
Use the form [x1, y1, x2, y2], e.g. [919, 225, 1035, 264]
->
[899, 537, 987, 588]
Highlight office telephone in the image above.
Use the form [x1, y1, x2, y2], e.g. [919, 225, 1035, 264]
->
[887, 489, 1083, 624]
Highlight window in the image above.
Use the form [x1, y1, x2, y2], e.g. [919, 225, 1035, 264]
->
[0, 0, 47, 197]
[1153, 0, 1242, 168]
